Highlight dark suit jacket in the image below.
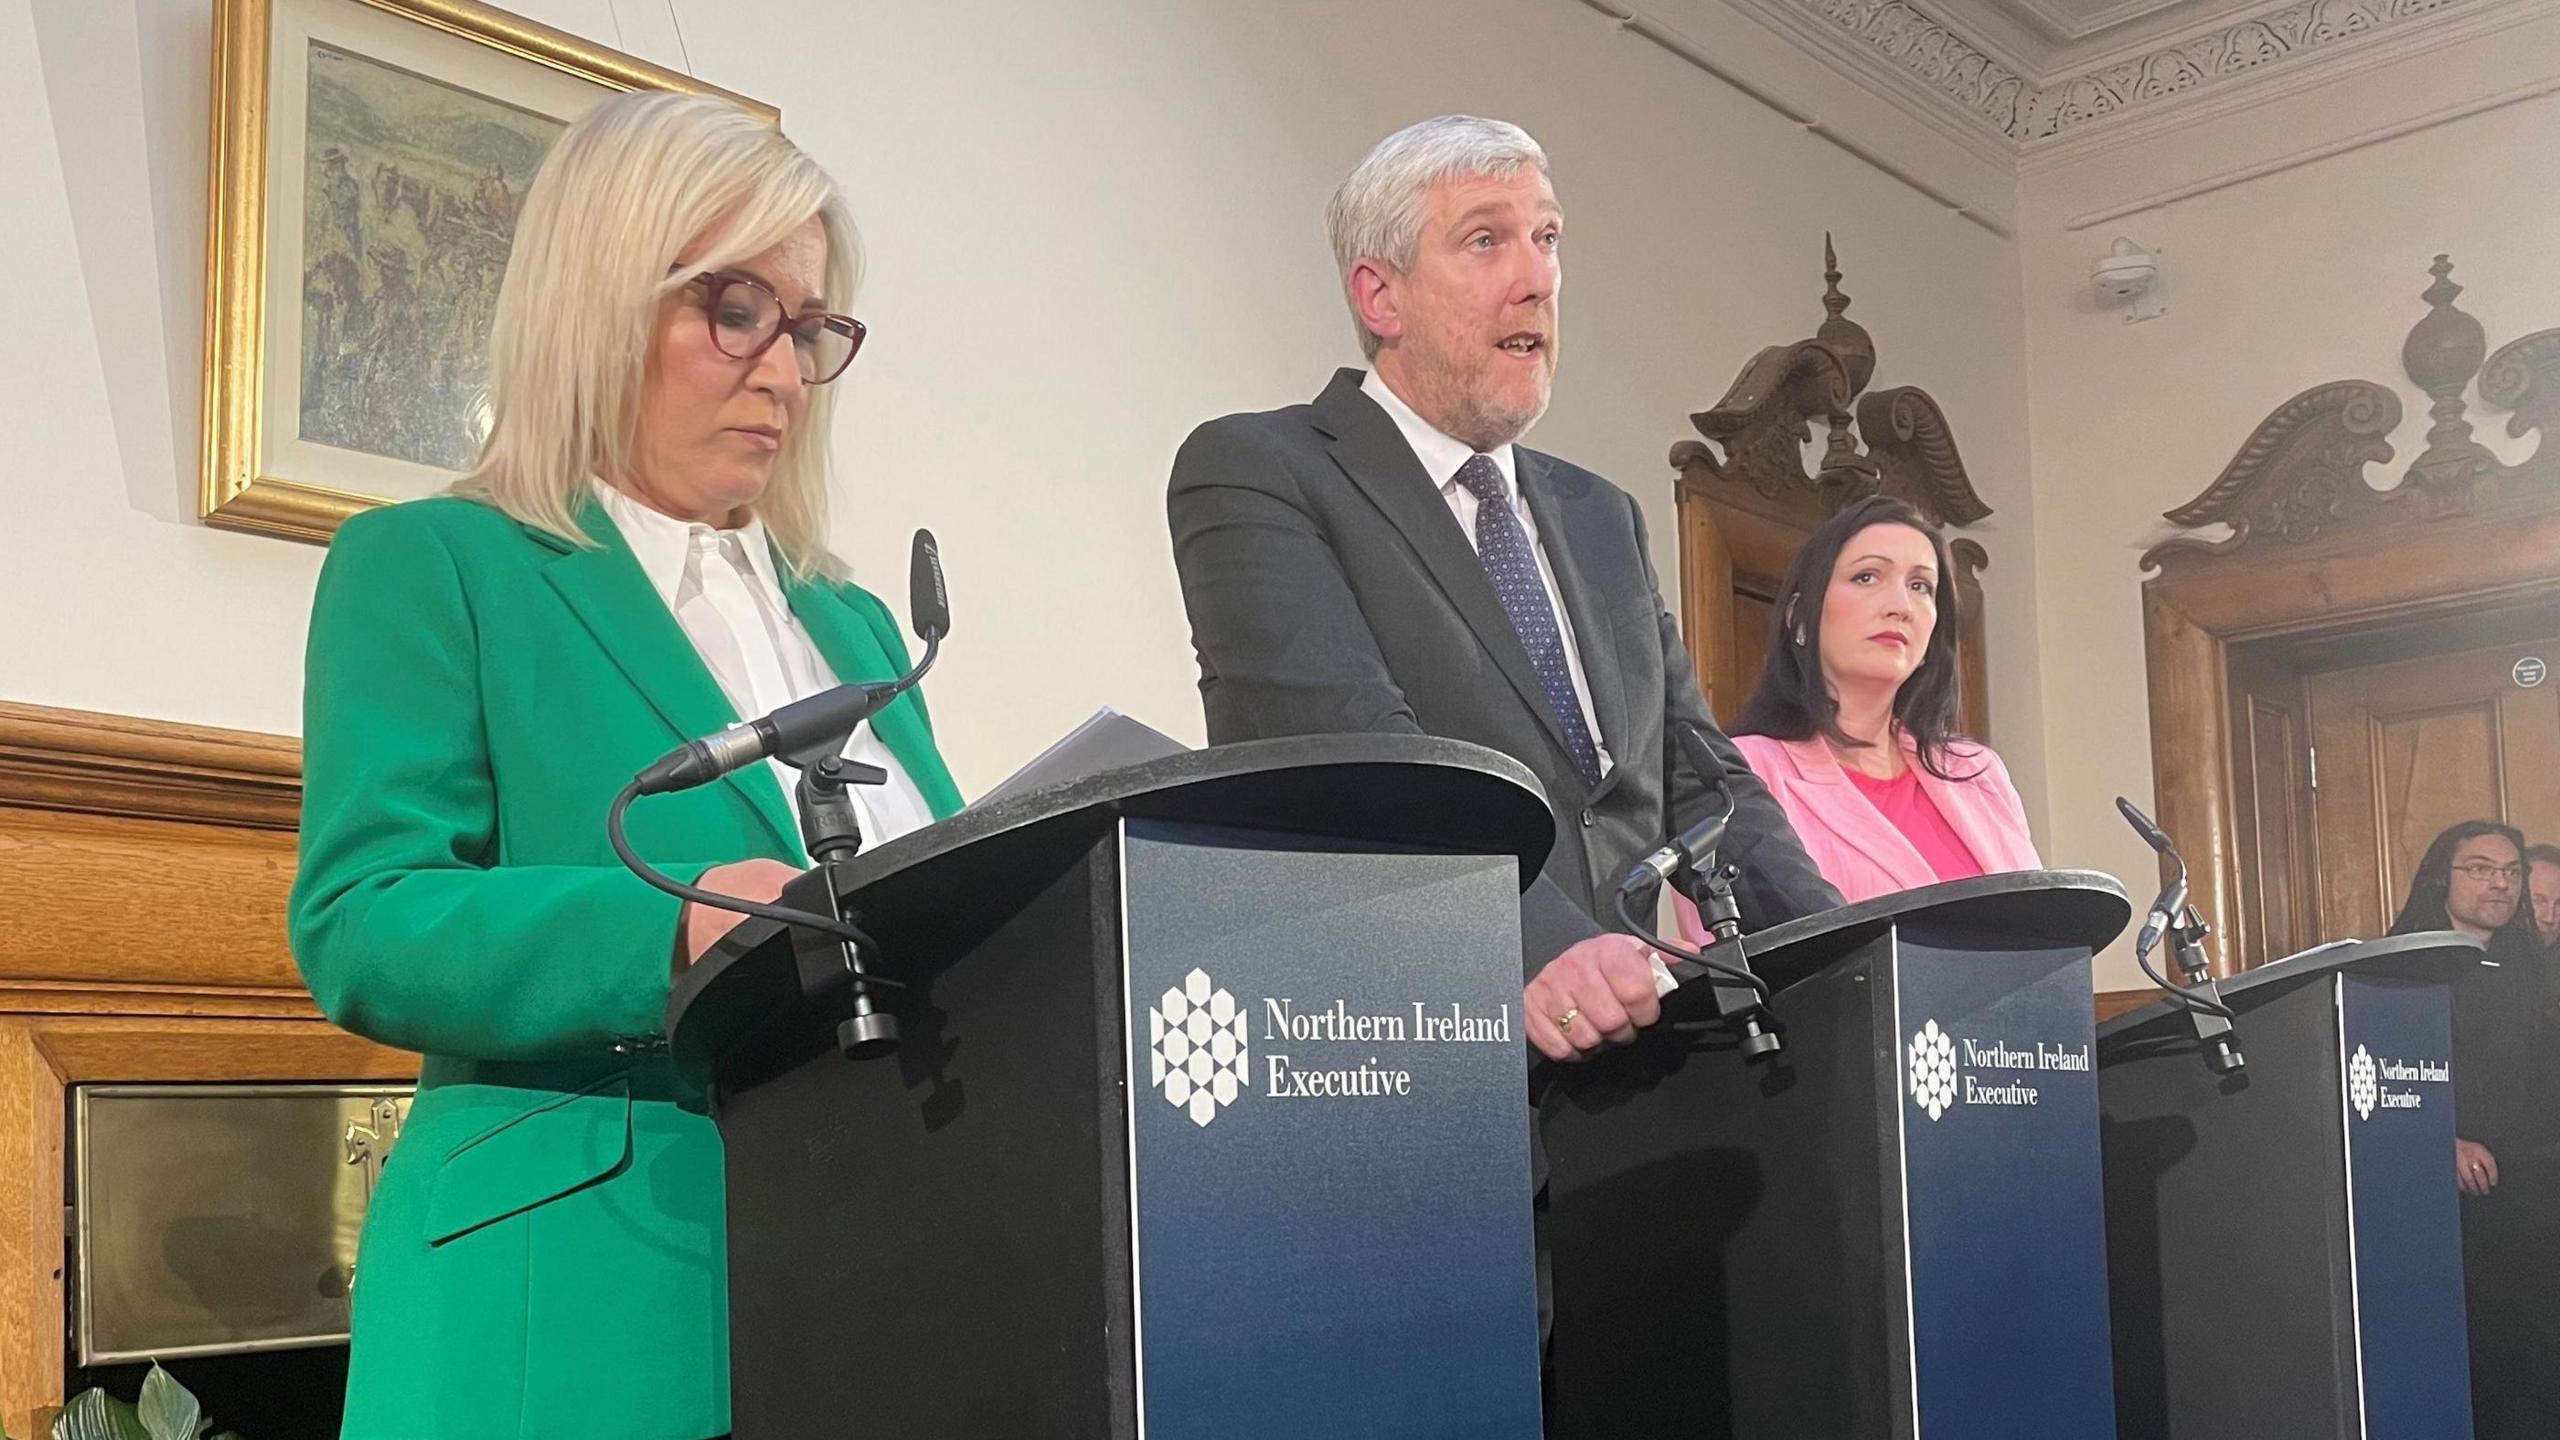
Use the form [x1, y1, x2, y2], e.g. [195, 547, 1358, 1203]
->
[1168, 368, 1839, 973]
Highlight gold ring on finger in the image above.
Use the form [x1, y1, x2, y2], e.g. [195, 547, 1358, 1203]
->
[1556, 1008, 1580, 1032]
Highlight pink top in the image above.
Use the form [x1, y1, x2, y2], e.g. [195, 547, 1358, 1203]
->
[1731, 732, 2041, 906]
[1843, 767, 1985, 883]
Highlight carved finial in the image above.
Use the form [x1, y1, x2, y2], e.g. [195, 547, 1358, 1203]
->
[1813, 234, 1875, 400]
[1807, 236, 1875, 484]
[2401, 253, 2496, 512]
[2422, 253, 2460, 309]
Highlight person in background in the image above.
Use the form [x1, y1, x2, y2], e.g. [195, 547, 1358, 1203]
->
[290, 93, 961, 1439]
[2524, 842, 2560, 957]
[2388, 819, 2554, 1438]
[1724, 495, 2038, 904]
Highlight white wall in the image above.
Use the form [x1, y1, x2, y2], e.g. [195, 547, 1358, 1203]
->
[2013, 7, 2560, 986]
[1, 0, 2027, 803]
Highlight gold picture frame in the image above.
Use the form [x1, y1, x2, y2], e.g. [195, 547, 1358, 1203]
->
[200, 0, 774, 542]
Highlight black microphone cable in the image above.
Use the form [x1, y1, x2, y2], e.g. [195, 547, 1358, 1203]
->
[2127, 914, 2229, 1018]
[605, 781, 901, 989]
[1612, 880, 1772, 1005]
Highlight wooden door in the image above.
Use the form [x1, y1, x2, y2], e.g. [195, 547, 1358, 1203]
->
[2224, 641, 2318, 966]
[2305, 629, 2560, 940]
[1675, 493, 1800, 728]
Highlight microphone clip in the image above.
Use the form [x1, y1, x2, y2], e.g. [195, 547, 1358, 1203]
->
[2162, 902, 2242, 1076]
[789, 751, 898, 1059]
[1673, 861, 1784, 1061]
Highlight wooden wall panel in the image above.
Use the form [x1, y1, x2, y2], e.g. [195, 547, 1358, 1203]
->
[0, 702, 411, 1436]
[0, 808, 303, 992]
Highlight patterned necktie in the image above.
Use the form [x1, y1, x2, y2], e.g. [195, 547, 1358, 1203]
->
[1454, 454, 1602, 786]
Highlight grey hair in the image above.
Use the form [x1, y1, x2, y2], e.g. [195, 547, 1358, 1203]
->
[1324, 115, 1551, 359]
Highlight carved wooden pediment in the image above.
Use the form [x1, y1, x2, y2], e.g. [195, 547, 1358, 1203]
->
[2481, 325, 2560, 489]
[1862, 386, 1990, 527]
[2147, 256, 2560, 570]
[1681, 339, 1862, 508]
[1674, 236, 1990, 533]
[2141, 382, 2404, 567]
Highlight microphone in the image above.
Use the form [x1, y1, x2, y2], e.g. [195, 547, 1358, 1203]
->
[1621, 788, 1734, 897]
[2116, 796, 2184, 959]
[633, 529, 949, 796]
[910, 528, 948, 640]
[2114, 797, 2244, 1076]
[1618, 722, 1741, 897]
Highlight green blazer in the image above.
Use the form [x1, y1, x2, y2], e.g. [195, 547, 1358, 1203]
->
[290, 495, 961, 1440]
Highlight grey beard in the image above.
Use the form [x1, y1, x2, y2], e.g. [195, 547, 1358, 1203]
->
[1443, 389, 1549, 454]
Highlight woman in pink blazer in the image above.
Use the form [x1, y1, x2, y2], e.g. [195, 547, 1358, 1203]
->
[1726, 496, 2039, 904]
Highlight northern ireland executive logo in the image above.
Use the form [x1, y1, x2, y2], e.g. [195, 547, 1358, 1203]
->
[2341, 1043, 2445, 1119]
[1151, 968, 1250, 1128]
[1909, 1019, 1959, 1122]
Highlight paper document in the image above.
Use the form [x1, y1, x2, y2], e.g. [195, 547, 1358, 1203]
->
[969, 708, 1190, 810]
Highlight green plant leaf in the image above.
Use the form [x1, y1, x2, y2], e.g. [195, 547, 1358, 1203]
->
[132, 1368, 203, 1440]
[49, 1389, 147, 1440]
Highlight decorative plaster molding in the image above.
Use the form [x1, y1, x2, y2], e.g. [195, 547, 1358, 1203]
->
[1791, 0, 2484, 144]
[1804, 0, 2038, 134]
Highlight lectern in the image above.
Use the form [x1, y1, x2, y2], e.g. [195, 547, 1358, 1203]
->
[1542, 871, 2132, 1440]
[2098, 932, 2482, 1440]
[668, 734, 1555, 1440]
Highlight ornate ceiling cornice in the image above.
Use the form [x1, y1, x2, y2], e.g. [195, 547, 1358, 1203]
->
[1744, 0, 2500, 149]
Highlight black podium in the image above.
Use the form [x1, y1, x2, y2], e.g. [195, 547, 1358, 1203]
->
[2098, 932, 2483, 1440]
[667, 734, 1556, 1439]
[1542, 871, 2132, 1440]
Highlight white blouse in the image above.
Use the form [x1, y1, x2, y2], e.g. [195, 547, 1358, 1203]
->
[593, 480, 934, 856]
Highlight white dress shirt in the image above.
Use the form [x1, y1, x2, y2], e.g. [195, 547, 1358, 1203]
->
[593, 481, 936, 857]
[1361, 369, 1613, 773]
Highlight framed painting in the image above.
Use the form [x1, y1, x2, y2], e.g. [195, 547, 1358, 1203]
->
[200, 0, 774, 541]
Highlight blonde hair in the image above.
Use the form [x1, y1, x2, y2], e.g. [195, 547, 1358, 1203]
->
[455, 91, 860, 577]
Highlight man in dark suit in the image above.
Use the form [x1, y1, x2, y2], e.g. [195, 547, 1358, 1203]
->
[1167, 114, 1839, 1068]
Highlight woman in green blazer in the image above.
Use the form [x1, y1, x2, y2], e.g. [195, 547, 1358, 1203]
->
[290, 93, 959, 1439]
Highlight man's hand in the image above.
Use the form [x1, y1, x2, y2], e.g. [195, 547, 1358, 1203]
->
[2456, 1137, 2500, 1197]
[1526, 933, 1666, 1062]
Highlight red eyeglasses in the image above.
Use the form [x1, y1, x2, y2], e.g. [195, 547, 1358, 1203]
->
[687, 271, 866, 384]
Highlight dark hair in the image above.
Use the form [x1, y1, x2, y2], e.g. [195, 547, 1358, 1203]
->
[2525, 843, 2560, 871]
[2389, 819, 2528, 936]
[1732, 495, 1973, 780]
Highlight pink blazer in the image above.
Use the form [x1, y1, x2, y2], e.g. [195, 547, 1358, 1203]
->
[1732, 732, 2041, 905]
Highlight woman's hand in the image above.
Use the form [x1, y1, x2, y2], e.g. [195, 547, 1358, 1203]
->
[677, 859, 804, 970]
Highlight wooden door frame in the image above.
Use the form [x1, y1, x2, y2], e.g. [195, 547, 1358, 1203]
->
[2141, 263, 2560, 976]
[2143, 498, 2560, 976]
